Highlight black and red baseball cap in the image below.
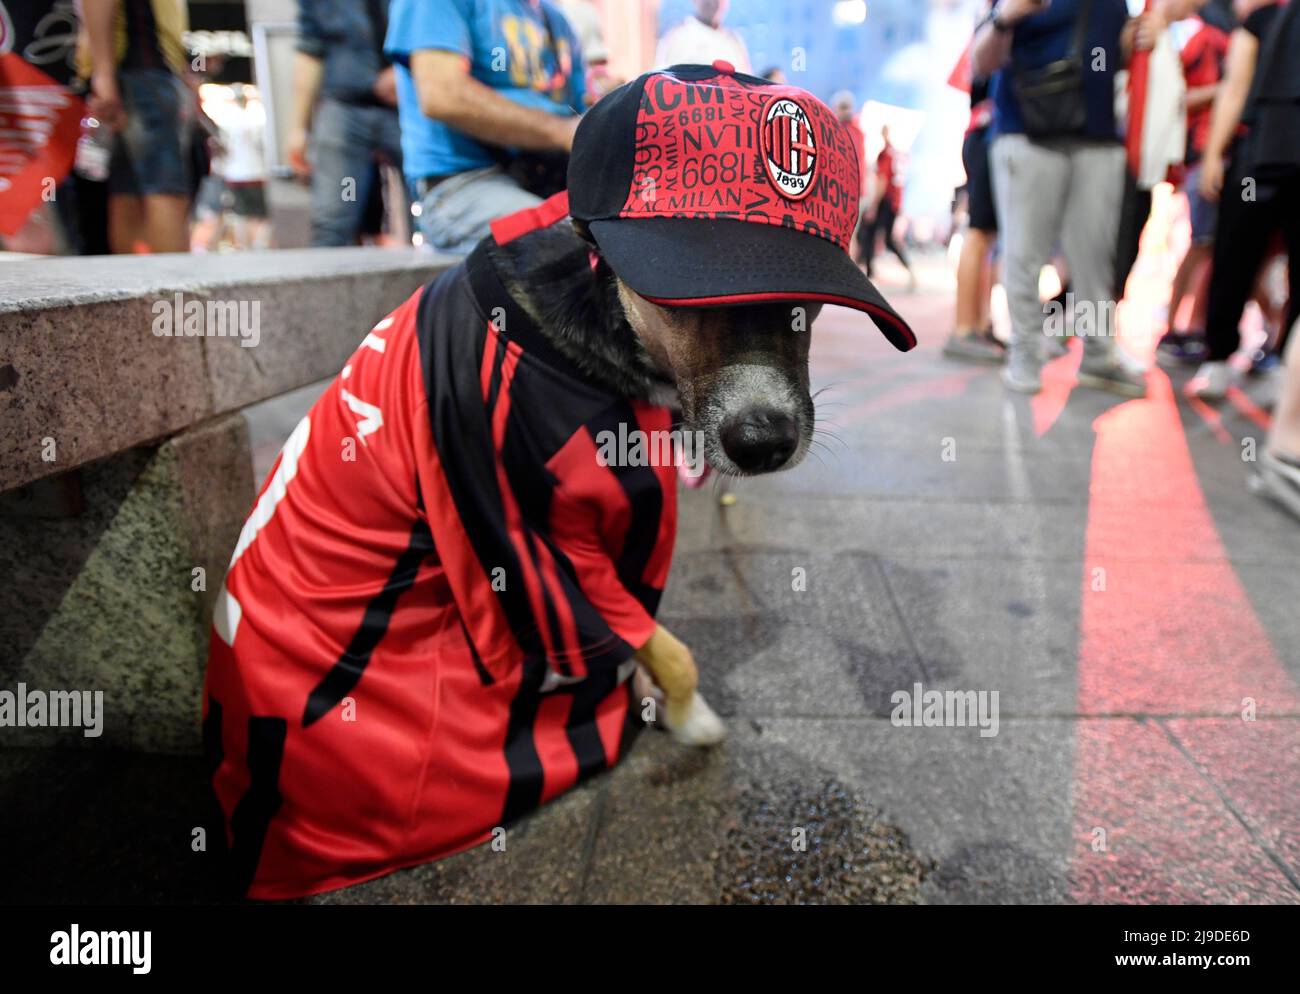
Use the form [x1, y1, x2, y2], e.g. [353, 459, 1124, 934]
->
[568, 62, 916, 351]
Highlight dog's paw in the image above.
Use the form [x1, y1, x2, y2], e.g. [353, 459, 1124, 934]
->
[664, 691, 727, 747]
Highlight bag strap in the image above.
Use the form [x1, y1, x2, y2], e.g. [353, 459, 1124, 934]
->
[1067, 0, 1096, 62]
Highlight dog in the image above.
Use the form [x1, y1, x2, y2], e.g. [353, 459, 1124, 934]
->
[205, 66, 913, 900]
[488, 214, 824, 745]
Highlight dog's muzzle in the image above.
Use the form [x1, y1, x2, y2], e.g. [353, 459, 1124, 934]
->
[719, 407, 800, 473]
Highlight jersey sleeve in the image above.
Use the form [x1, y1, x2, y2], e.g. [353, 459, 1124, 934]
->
[539, 403, 678, 671]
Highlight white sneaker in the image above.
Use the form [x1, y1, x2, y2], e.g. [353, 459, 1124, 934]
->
[1078, 348, 1147, 398]
[1256, 366, 1284, 412]
[943, 331, 1005, 364]
[1250, 450, 1300, 522]
[1186, 360, 1235, 400]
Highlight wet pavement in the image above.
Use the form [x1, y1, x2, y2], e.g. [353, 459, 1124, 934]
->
[4, 250, 1298, 905]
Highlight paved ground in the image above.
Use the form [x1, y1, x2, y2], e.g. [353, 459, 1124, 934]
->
[4, 248, 1298, 905]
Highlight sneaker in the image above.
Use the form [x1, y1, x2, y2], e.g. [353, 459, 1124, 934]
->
[1256, 365, 1284, 411]
[1156, 328, 1186, 350]
[943, 331, 1005, 364]
[1249, 450, 1300, 522]
[1157, 329, 1208, 364]
[1078, 349, 1148, 398]
[1186, 360, 1235, 400]
[1249, 349, 1282, 377]
[1002, 349, 1043, 394]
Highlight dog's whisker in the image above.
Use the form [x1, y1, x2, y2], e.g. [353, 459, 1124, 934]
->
[811, 427, 849, 451]
[813, 427, 847, 443]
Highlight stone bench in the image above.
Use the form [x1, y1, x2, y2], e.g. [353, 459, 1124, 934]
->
[0, 248, 452, 753]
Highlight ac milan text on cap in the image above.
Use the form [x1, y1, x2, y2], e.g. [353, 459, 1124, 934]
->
[567, 62, 916, 351]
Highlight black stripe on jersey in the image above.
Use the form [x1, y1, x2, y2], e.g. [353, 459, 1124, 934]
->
[565, 666, 620, 784]
[202, 696, 231, 867]
[228, 715, 286, 898]
[419, 266, 546, 659]
[485, 325, 508, 412]
[585, 401, 665, 615]
[457, 614, 495, 686]
[522, 523, 573, 677]
[302, 518, 433, 727]
[617, 678, 647, 761]
[499, 655, 548, 825]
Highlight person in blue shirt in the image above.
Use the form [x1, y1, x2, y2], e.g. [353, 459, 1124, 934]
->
[385, 0, 586, 255]
[974, 0, 1158, 398]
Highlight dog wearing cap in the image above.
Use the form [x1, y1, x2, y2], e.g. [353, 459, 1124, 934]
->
[500, 61, 915, 742]
[204, 64, 913, 899]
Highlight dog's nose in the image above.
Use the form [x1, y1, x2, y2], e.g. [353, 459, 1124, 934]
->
[720, 409, 799, 472]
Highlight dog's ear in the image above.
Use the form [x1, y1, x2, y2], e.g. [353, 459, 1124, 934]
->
[569, 217, 597, 246]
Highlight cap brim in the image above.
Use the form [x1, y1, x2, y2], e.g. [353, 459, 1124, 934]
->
[587, 217, 916, 351]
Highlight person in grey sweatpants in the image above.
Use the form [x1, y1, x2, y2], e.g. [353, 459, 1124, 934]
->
[990, 135, 1134, 389]
[974, 0, 1155, 397]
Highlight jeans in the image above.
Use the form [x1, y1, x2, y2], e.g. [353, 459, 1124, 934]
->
[310, 99, 404, 247]
[413, 165, 542, 257]
[990, 134, 1126, 361]
[110, 69, 192, 197]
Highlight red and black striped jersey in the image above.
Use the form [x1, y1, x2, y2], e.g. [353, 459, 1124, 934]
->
[204, 206, 678, 899]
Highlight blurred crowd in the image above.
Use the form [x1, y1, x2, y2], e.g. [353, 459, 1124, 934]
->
[944, 0, 1298, 516]
[1, 0, 1296, 517]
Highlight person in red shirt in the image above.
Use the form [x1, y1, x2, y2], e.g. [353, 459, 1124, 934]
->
[1159, 0, 1232, 360]
[858, 126, 916, 290]
[832, 91, 869, 262]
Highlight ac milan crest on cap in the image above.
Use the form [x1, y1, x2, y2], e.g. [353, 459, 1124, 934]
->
[567, 62, 915, 351]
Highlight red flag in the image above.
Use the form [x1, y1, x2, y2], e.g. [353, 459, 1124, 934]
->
[1126, 0, 1155, 177]
[0, 54, 84, 237]
[948, 40, 974, 95]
